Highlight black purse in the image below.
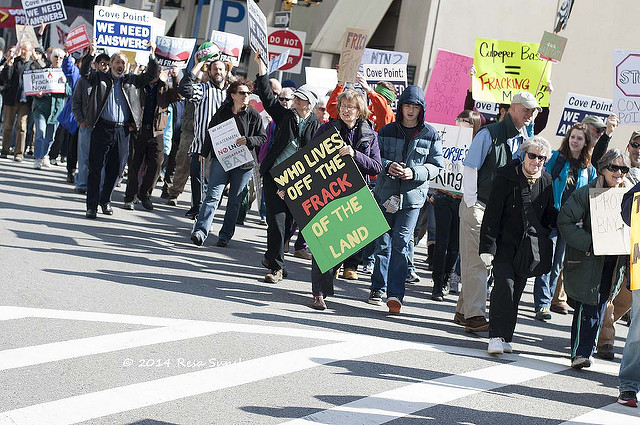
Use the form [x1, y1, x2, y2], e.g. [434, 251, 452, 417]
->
[512, 179, 553, 278]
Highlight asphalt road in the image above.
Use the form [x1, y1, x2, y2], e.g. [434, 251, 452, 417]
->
[1, 157, 638, 425]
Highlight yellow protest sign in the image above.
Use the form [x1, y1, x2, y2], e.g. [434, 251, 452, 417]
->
[472, 38, 552, 107]
[630, 192, 640, 290]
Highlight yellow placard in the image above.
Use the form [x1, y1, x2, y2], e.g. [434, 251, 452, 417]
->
[630, 192, 640, 290]
[472, 38, 552, 107]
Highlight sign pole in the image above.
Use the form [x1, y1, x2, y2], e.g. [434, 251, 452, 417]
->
[534, 60, 549, 99]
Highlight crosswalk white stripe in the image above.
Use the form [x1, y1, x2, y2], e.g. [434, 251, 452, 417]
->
[0, 324, 221, 371]
[0, 340, 418, 425]
[558, 402, 640, 424]
[279, 358, 567, 425]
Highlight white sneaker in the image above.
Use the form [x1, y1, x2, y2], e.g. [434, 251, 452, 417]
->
[41, 156, 51, 169]
[487, 337, 504, 354]
[33, 159, 42, 169]
[502, 341, 513, 353]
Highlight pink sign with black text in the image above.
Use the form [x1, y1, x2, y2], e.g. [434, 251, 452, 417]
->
[424, 49, 473, 125]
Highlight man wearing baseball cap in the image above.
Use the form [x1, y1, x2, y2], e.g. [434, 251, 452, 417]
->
[582, 115, 607, 150]
[457, 91, 540, 334]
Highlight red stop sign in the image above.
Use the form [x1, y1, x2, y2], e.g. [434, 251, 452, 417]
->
[268, 29, 305, 73]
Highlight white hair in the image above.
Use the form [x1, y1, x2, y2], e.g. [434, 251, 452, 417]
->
[520, 135, 551, 158]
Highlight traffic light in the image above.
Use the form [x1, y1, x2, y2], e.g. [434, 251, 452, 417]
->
[305, 0, 322, 4]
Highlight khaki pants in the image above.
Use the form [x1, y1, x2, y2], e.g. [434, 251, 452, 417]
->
[551, 271, 568, 306]
[597, 283, 633, 347]
[456, 201, 488, 319]
[2, 103, 30, 157]
[167, 130, 194, 198]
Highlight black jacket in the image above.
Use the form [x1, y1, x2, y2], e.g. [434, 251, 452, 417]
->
[254, 73, 320, 176]
[80, 54, 158, 131]
[0, 57, 35, 106]
[201, 101, 266, 162]
[480, 159, 557, 263]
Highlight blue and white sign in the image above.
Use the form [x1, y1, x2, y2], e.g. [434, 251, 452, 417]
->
[556, 92, 612, 137]
[246, 0, 268, 68]
[268, 49, 290, 74]
[93, 6, 153, 52]
[428, 124, 472, 195]
[21, 0, 66, 26]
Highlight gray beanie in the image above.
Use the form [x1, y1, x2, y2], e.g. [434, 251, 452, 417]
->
[293, 84, 318, 109]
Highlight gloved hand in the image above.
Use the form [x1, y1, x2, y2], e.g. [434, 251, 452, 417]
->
[480, 253, 493, 268]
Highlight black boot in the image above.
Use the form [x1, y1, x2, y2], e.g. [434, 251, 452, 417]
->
[431, 278, 444, 301]
[426, 244, 434, 271]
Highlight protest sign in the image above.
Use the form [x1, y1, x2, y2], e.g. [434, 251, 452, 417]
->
[589, 188, 630, 255]
[267, 49, 290, 75]
[428, 124, 472, 195]
[94, 6, 153, 52]
[65, 25, 90, 54]
[21, 0, 66, 26]
[630, 193, 640, 290]
[363, 63, 406, 112]
[424, 49, 473, 125]
[23, 68, 65, 96]
[556, 92, 612, 137]
[613, 50, 640, 125]
[474, 100, 500, 122]
[208, 118, 253, 172]
[305, 67, 337, 98]
[70, 16, 93, 38]
[15, 24, 39, 48]
[210, 30, 244, 67]
[270, 128, 389, 273]
[472, 38, 552, 107]
[247, 0, 268, 68]
[538, 31, 568, 63]
[155, 35, 196, 70]
[267, 27, 305, 74]
[0, 7, 27, 28]
[50, 21, 69, 49]
[337, 28, 370, 84]
[361, 48, 409, 68]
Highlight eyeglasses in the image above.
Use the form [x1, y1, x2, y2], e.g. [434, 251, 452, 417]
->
[456, 118, 473, 125]
[526, 152, 547, 162]
[316, 107, 326, 111]
[594, 127, 605, 134]
[235, 91, 251, 95]
[340, 105, 357, 111]
[278, 97, 293, 101]
[605, 164, 629, 174]
[99, 61, 109, 67]
[52, 55, 64, 59]
[629, 141, 640, 149]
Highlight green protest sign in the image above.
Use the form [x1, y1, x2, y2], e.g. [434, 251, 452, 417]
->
[270, 128, 389, 273]
[538, 31, 568, 63]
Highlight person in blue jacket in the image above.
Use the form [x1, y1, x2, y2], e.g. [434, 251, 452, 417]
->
[367, 85, 443, 314]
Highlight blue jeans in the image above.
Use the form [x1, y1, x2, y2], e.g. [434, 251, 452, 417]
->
[192, 159, 253, 243]
[533, 229, 566, 311]
[76, 126, 91, 190]
[33, 112, 58, 160]
[619, 289, 640, 393]
[370, 207, 420, 302]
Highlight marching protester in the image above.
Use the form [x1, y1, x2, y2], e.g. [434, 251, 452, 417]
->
[367, 85, 443, 314]
[190, 79, 265, 247]
[558, 149, 632, 369]
[309, 88, 381, 310]
[480, 136, 557, 354]
[254, 51, 321, 283]
[80, 40, 158, 219]
[456, 91, 540, 332]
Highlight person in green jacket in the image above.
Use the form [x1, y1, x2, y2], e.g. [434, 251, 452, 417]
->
[557, 148, 632, 369]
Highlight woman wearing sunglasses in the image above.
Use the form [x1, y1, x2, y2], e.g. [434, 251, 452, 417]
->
[558, 148, 632, 369]
[190, 80, 266, 248]
[479, 136, 557, 355]
[533, 123, 597, 320]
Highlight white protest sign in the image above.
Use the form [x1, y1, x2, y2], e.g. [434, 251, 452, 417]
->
[337, 28, 369, 83]
[428, 124, 472, 194]
[556, 92, 612, 137]
[210, 30, 244, 67]
[15, 24, 40, 48]
[304, 67, 337, 98]
[155, 35, 196, 70]
[94, 6, 153, 52]
[208, 118, 253, 172]
[363, 63, 406, 111]
[50, 21, 70, 49]
[268, 49, 290, 74]
[360, 48, 408, 70]
[614, 50, 640, 125]
[589, 187, 631, 255]
[23, 68, 65, 96]
[21, 0, 66, 26]
[247, 0, 268, 68]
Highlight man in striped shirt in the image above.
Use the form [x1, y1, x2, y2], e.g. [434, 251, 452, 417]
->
[178, 58, 231, 219]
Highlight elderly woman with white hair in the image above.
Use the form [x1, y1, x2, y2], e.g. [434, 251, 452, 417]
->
[558, 148, 632, 369]
[479, 136, 558, 355]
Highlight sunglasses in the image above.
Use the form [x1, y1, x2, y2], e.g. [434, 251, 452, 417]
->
[278, 97, 293, 101]
[526, 152, 547, 162]
[605, 164, 629, 174]
[629, 141, 640, 149]
[594, 127, 605, 134]
[235, 91, 251, 95]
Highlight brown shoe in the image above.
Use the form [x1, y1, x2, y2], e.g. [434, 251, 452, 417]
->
[453, 312, 466, 325]
[464, 316, 489, 333]
[294, 249, 312, 260]
[264, 269, 283, 283]
[342, 267, 358, 280]
[550, 302, 570, 315]
[387, 297, 402, 314]
[311, 296, 326, 310]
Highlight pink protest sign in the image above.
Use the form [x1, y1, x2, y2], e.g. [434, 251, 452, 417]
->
[424, 49, 473, 125]
[65, 25, 90, 54]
